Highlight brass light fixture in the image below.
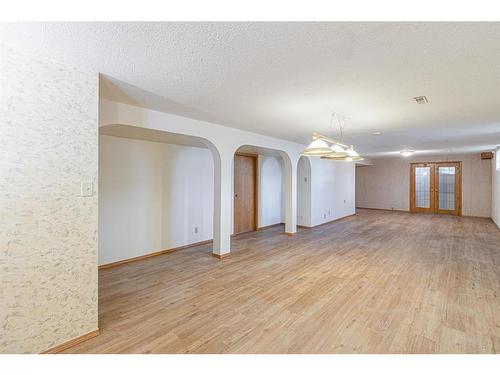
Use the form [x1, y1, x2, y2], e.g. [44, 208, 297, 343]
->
[303, 137, 333, 156]
[302, 113, 363, 161]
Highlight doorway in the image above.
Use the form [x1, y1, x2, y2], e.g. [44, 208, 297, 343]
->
[410, 161, 462, 216]
[234, 153, 257, 234]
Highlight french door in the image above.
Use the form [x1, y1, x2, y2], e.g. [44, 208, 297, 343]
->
[410, 162, 462, 216]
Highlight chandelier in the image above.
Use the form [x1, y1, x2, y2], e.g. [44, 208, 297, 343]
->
[302, 113, 363, 161]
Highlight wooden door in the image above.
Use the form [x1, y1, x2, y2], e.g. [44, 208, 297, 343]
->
[234, 153, 257, 234]
[410, 161, 461, 216]
[410, 163, 436, 213]
[435, 162, 462, 216]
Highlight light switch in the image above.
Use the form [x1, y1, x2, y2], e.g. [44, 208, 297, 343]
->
[80, 181, 94, 197]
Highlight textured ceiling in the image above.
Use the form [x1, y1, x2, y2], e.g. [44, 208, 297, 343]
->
[1, 22, 499, 157]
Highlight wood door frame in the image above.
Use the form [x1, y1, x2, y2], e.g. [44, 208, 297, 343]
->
[409, 161, 462, 216]
[435, 161, 462, 216]
[409, 162, 436, 214]
[233, 152, 259, 234]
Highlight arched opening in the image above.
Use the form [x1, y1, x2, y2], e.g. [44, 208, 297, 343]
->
[232, 145, 293, 235]
[98, 124, 221, 266]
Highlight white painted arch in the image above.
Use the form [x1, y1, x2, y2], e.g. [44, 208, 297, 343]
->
[235, 144, 298, 234]
[99, 99, 305, 256]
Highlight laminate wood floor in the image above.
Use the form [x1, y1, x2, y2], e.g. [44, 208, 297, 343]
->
[64, 209, 500, 353]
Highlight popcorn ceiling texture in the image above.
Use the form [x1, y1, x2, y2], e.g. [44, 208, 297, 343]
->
[1, 22, 500, 156]
[0, 46, 98, 353]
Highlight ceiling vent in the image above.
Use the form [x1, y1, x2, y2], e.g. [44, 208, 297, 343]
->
[414, 96, 428, 104]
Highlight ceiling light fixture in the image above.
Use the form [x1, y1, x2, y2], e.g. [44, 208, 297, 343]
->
[372, 131, 382, 135]
[303, 113, 363, 161]
[346, 146, 363, 161]
[330, 144, 348, 156]
[303, 138, 333, 156]
[400, 150, 414, 157]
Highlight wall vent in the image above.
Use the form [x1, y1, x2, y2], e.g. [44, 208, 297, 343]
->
[481, 152, 493, 160]
[414, 96, 428, 104]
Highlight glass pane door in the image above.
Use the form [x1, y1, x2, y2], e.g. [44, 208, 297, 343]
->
[436, 163, 460, 215]
[438, 166, 455, 210]
[415, 166, 431, 208]
[411, 164, 435, 213]
[410, 161, 461, 216]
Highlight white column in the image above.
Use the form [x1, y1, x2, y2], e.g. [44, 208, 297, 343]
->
[283, 155, 298, 235]
[212, 150, 233, 257]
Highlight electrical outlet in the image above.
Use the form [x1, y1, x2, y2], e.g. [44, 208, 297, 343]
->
[194, 227, 198, 234]
[80, 181, 93, 197]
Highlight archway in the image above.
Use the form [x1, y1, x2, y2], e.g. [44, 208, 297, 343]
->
[98, 124, 222, 266]
[232, 145, 296, 236]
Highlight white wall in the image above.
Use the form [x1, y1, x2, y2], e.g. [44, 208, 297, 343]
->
[0, 47, 98, 353]
[258, 156, 284, 227]
[100, 138, 288, 264]
[356, 153, 492, 217]
[99, 135, 214, 265]
[310, 158, 356, 226]
[492, 148, 500, 227]
[100, 138, 357, 264]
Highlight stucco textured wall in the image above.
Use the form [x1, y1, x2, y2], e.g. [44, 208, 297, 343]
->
[0, 46, 98, 353]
